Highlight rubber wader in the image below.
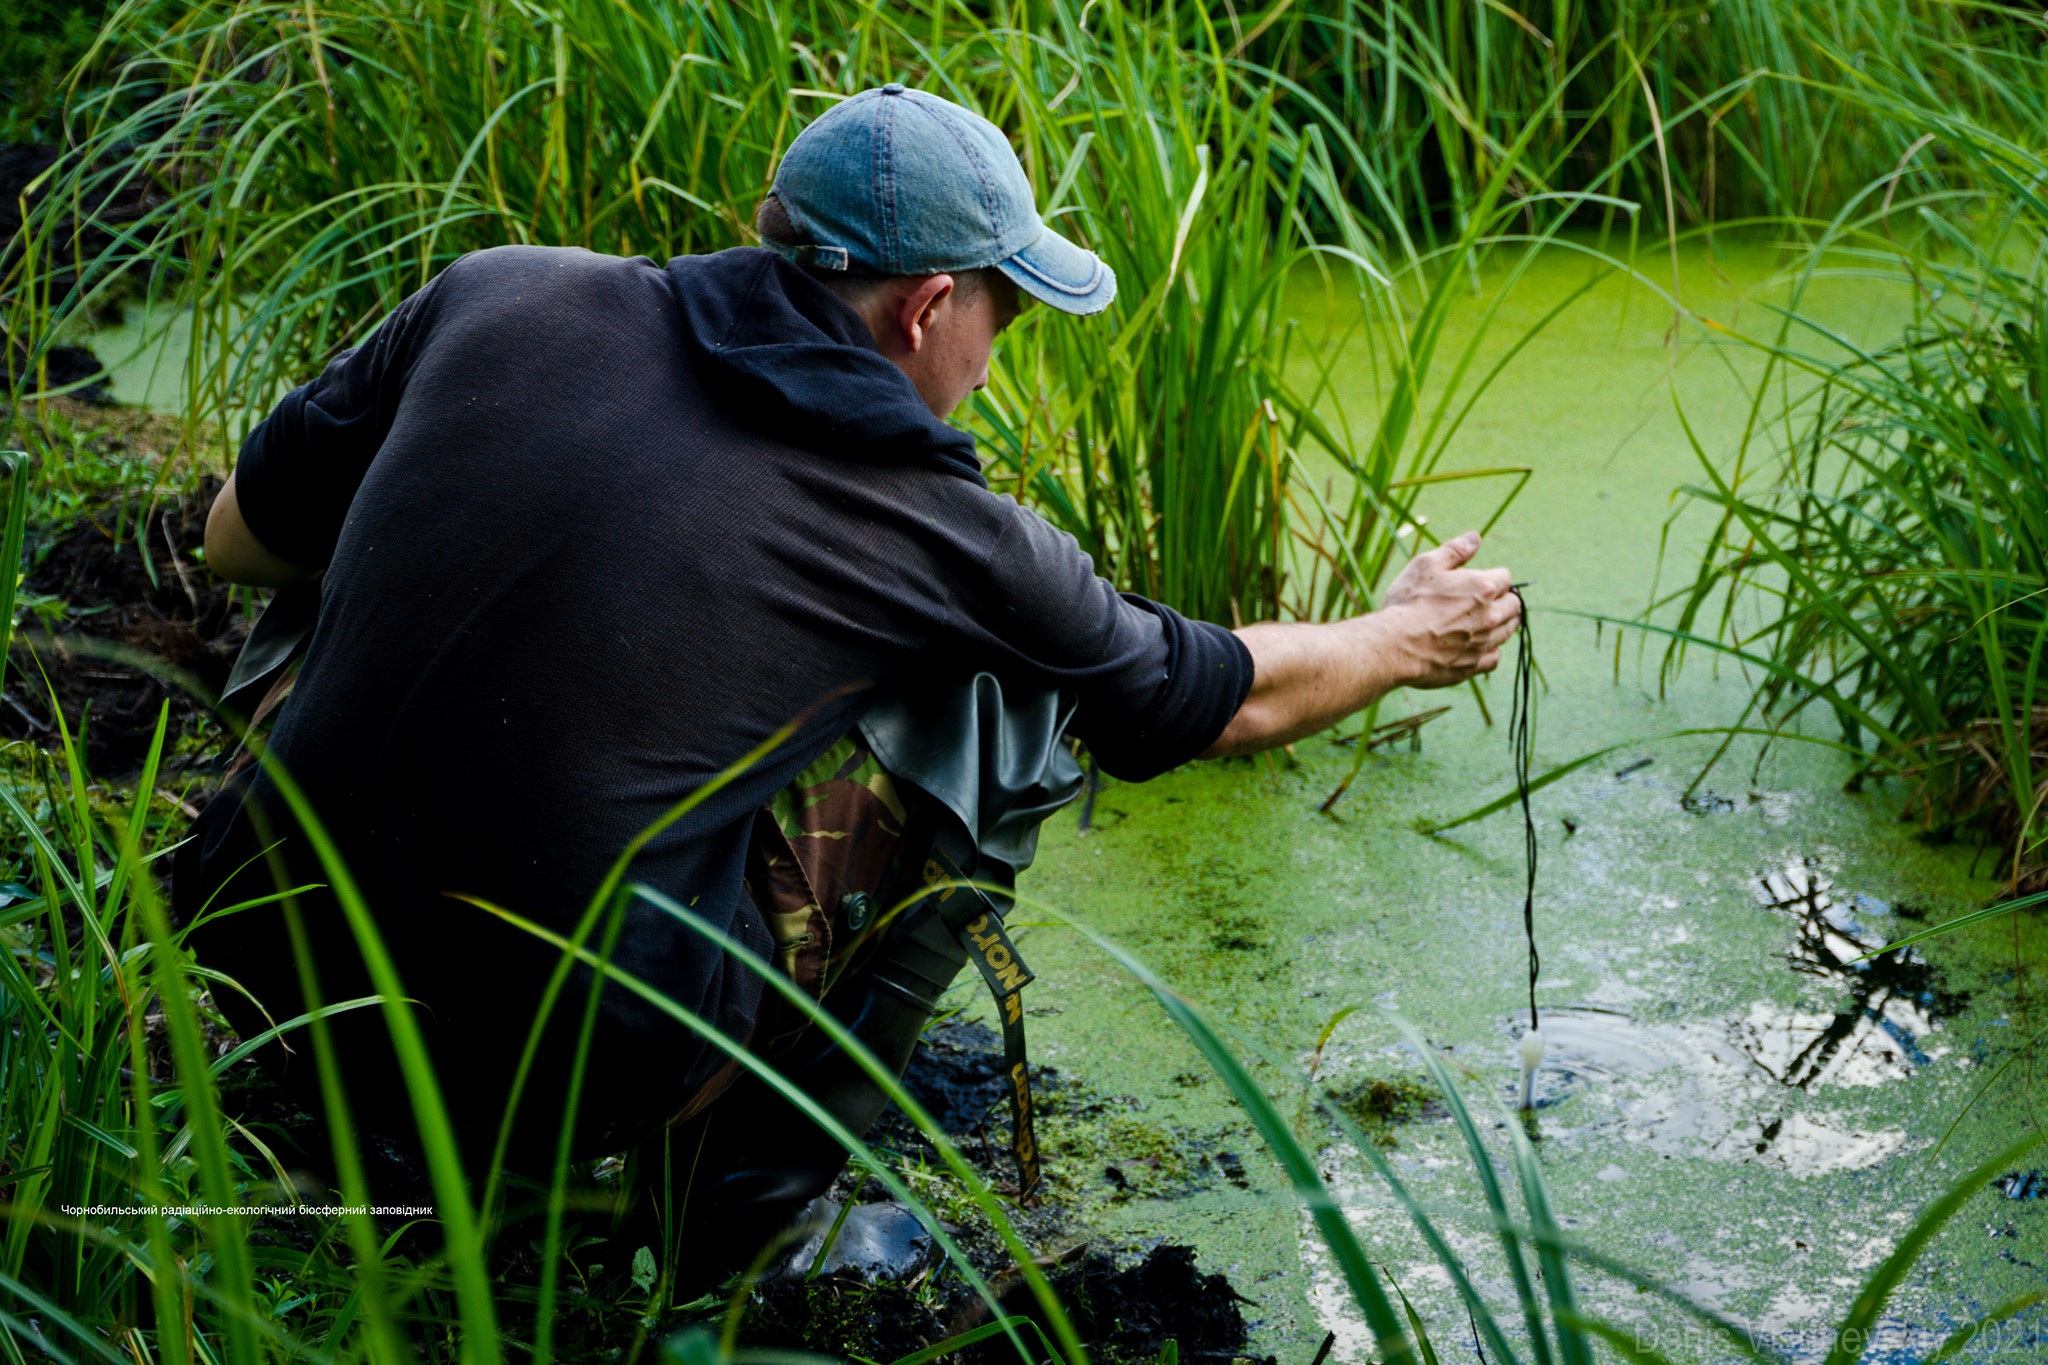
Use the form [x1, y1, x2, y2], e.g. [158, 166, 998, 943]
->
[657, 674, 1082, 1285]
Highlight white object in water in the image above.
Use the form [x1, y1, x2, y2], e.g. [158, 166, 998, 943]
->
[1517, 1029, 1545, 1110]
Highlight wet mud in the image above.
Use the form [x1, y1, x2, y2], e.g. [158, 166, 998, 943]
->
[742, 1239, 1270, 1365]
[878, 1018, 1062, 1152]
[3, 477, 259, 776]
[987, 1243, 1275, 1365]
[211, 1013, 1276, 1363]
[742, 1021, 1274, 1363]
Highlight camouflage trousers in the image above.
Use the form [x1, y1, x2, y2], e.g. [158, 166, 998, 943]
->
[740, 730, 925, 1057]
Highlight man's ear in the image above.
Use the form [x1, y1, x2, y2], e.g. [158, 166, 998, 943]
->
[894, 274, 955, 354]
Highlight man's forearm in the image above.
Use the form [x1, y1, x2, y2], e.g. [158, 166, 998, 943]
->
[1200, 615, 1416, 758]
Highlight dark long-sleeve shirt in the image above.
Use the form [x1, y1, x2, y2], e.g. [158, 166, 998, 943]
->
[182, 245, 1252, 1159]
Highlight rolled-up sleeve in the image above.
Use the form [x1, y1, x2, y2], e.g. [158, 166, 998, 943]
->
[947, 500, 1253, 782]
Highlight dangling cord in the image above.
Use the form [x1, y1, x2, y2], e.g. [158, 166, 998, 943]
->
[1510, 583, 1543, 1108]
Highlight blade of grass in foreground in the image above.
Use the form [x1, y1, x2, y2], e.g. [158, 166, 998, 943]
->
[468, 705, 832, 1365]
[1203, 989, 1537, 1364]
[470, 884, 1085, 1365]
[1851, 888, 2048, 960]
[1501, 1098, 1587, 1365]
[1378, 1011, 1555, 1365]
[222, 727, 502, 1363]
[0, 453, 29, 698]
[1003, 901, 1422, 1363]
[1822, 1129, 2048, 1365]
[122, 730, 266, 1365]
[1925, 1290, 2048, 1363]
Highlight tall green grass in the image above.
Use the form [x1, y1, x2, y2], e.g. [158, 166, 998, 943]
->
[1651, 40, 2048, 890]
[965, 1, 1559, 626]
[17, 3, 2039, 626]
[1235, 0, 2030, 235]
[4, 0, 1554, 627]
[0, 2, 124, 142]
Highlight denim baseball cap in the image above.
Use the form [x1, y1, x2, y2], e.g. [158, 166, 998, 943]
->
[767, 84, 1116, 316]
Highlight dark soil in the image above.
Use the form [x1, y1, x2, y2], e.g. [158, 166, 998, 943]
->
[876, 1018, 1061, 1153]
[4, 337, 111, 404]
[1001, 1243, 1274, 1365]
[740, 1022, 1272, 1364]
[739, 1273, 959, 1364]
[742, 1242, 1271, 1365]
[3, 477, 262, 775]
[0, 144, 65, 254]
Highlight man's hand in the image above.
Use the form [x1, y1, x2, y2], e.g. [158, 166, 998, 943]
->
[1199, 529, 1521, 759]
[1376, 530, 1520, 688]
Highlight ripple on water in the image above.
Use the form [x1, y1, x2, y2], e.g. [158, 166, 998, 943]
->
[1488, 859, 1966, 1176]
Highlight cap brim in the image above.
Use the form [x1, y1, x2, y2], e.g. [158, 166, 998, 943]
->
[996, 223, 1116, 316]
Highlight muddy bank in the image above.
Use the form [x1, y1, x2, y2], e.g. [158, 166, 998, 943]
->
[740, 1020, 1275, 1364]
[742, 1239, 1271, 1365]
[201, 1006, 1278, 1364]
[3, 475, 260, 776]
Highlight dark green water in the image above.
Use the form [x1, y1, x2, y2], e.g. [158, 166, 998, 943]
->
[1013, 239, 2045, 1363]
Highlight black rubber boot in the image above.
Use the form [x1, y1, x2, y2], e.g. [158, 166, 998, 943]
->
[651, 881, 989, 1290]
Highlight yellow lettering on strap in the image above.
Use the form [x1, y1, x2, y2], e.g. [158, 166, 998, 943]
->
[924, 846, 1042, 1199]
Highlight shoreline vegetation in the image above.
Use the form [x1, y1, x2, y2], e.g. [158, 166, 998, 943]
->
[2, 2, 2047, 1363]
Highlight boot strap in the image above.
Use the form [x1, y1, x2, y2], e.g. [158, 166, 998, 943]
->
[918, 839, 1042, 1201]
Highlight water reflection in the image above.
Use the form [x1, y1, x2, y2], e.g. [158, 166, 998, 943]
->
[1508, 1008, 1909, 1174]
[1747, 860, 1968, 1089]
[1494, 859, 1964, 1175]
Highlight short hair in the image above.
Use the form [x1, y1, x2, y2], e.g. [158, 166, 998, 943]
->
[753, 194, 991, 305]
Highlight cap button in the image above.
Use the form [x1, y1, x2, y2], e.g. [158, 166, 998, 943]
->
[881, 82, 906, 94]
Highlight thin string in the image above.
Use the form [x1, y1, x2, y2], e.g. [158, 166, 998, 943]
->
[1509, 584, 1538, 1035]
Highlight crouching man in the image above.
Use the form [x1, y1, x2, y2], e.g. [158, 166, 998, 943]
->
[177, 84, 1518, 1276]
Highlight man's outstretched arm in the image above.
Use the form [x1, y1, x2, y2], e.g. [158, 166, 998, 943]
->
[1201, 530, 1520, 759]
